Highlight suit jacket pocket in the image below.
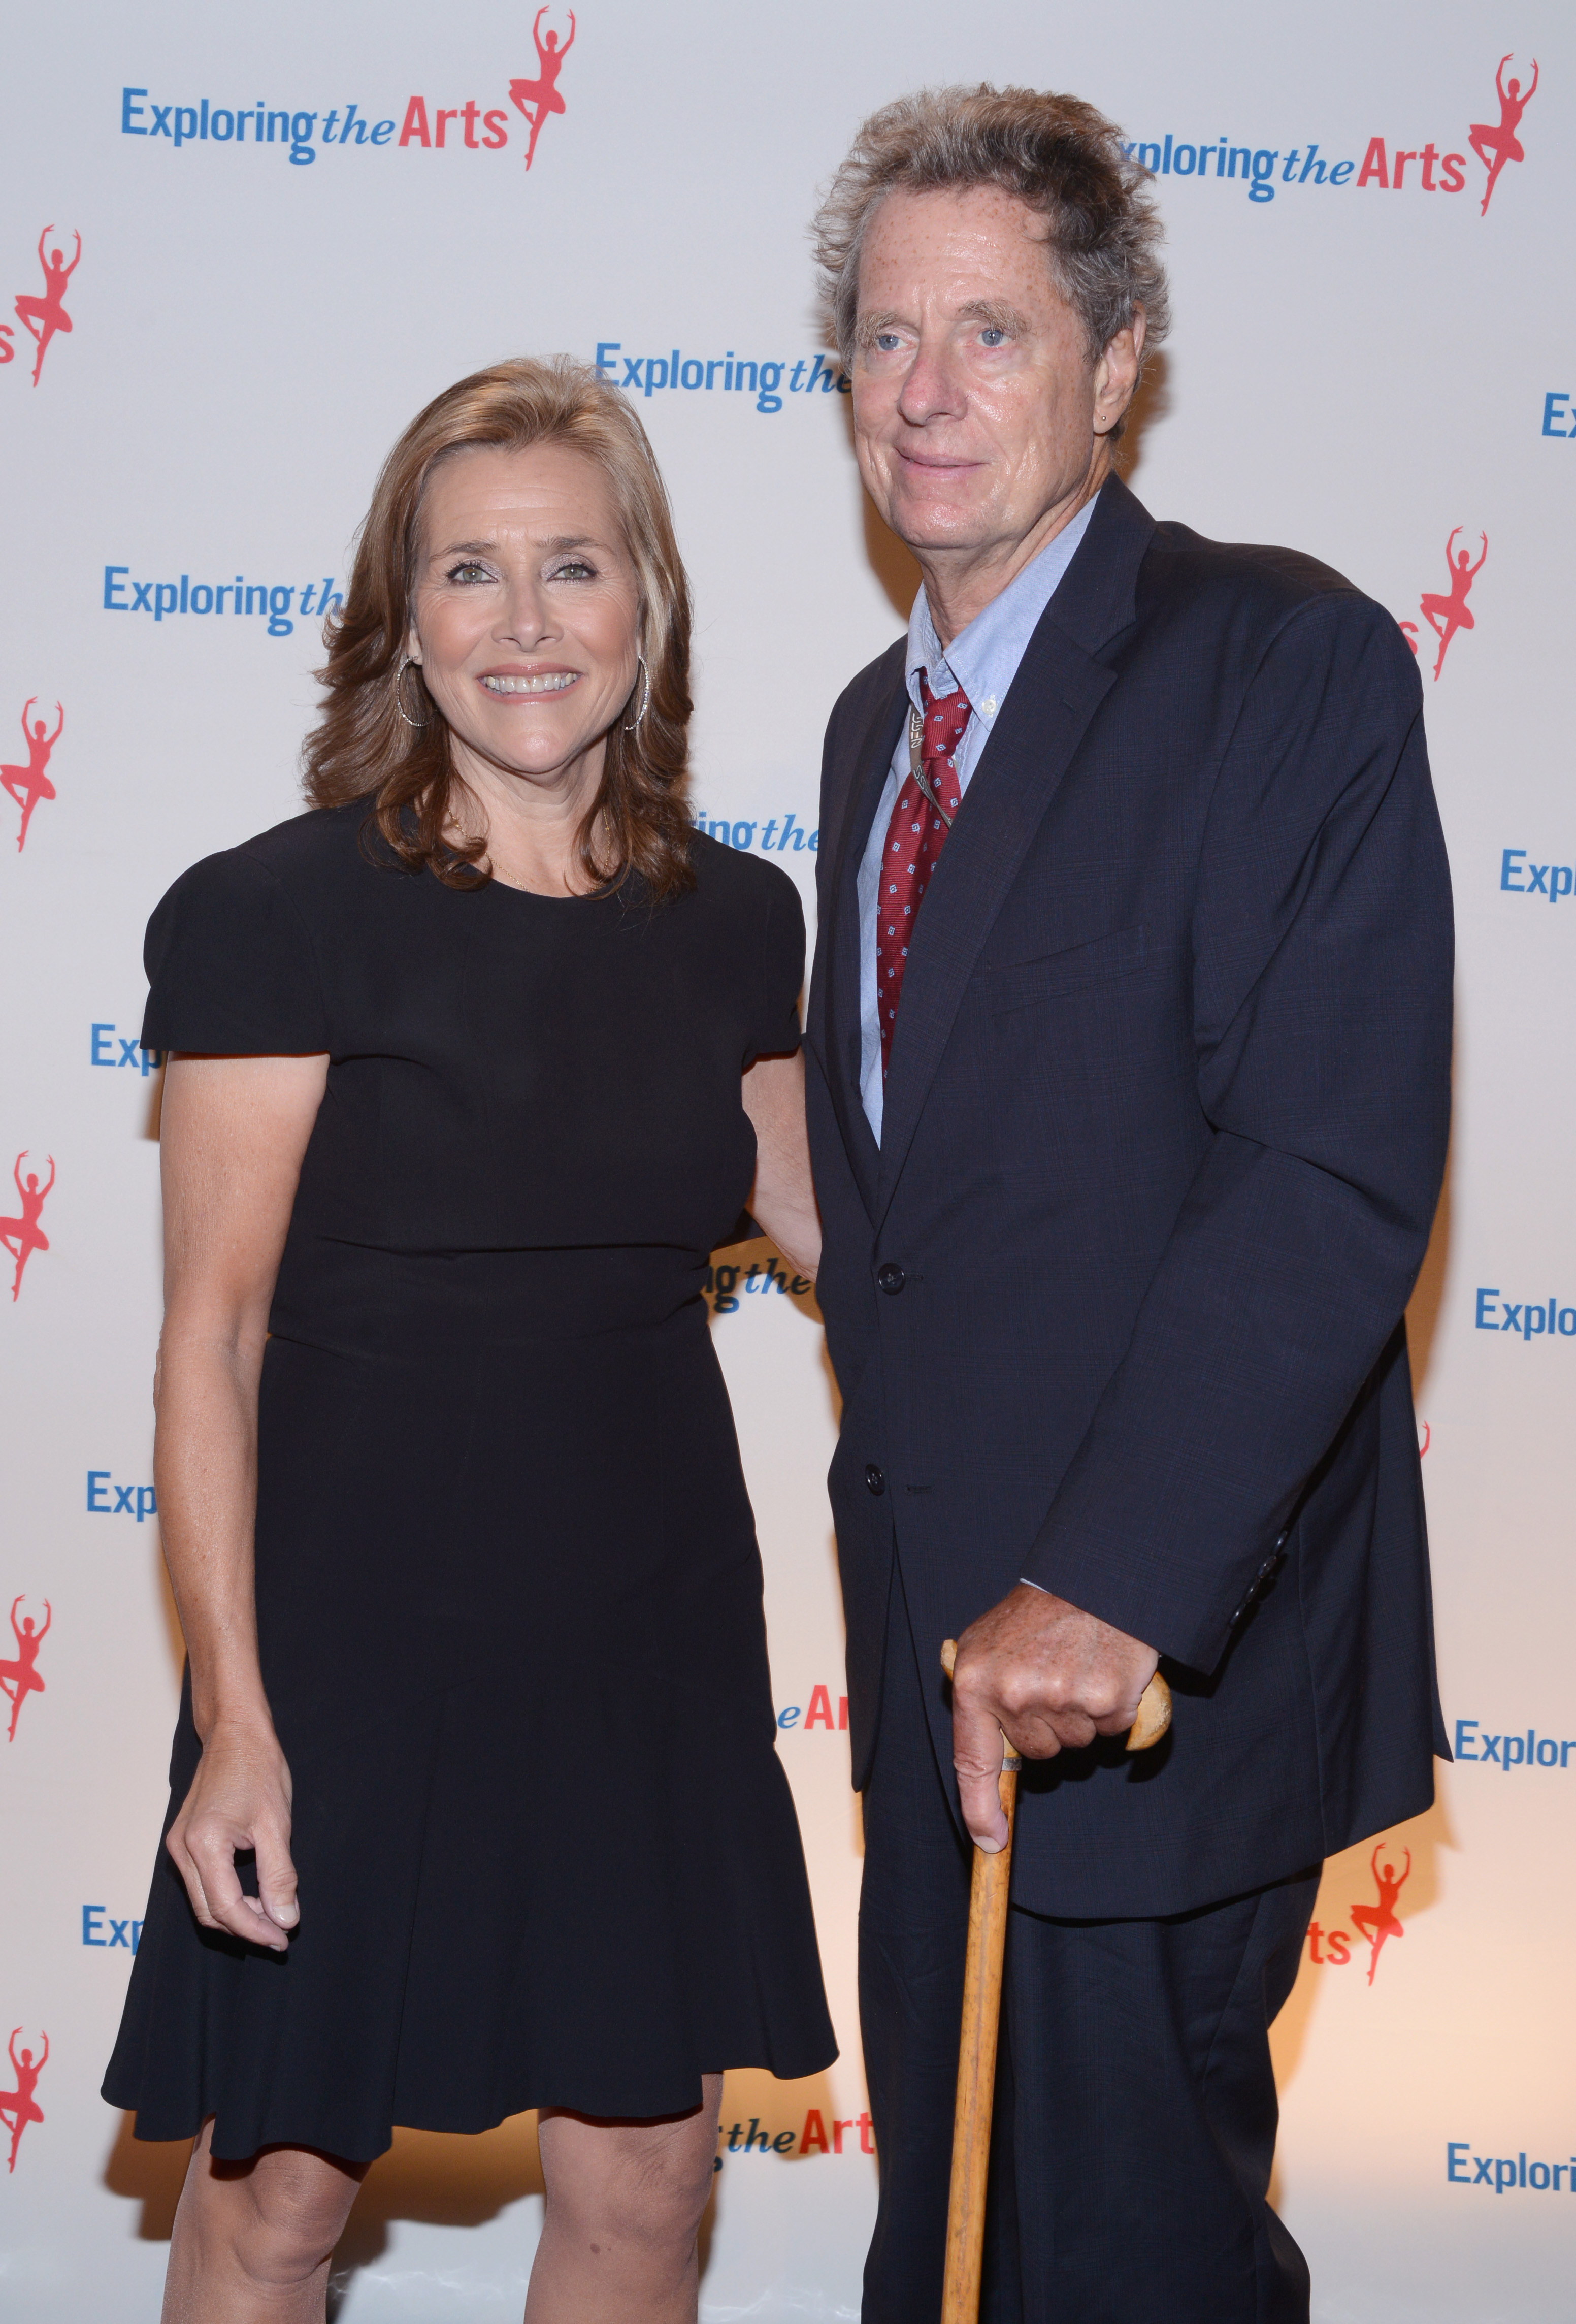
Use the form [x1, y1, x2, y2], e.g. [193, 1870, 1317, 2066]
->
[983, 926, 1146, 1016]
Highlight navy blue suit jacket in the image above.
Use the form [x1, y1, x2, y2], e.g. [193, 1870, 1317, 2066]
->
[805, 476, 1453, 1918]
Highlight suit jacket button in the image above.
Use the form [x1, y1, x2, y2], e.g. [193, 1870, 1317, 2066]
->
[876, 1263, 906, 1295]
[865, 1464, 886, 1496]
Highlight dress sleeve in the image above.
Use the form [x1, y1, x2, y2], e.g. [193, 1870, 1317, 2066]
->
[141, 847, 330, 1055]
[745, 868, 806, 1064]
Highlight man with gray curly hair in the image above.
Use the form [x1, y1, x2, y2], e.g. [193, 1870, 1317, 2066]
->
[803, 85, 1451, 2320]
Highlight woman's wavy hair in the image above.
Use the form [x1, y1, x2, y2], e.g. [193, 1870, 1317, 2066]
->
[304, 356, 695, 899]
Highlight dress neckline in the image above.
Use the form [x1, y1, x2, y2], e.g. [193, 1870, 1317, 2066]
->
[485, 874, 619, 905]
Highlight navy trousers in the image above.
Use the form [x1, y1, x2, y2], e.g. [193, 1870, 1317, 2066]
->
[859, 1576, 1319, 2323]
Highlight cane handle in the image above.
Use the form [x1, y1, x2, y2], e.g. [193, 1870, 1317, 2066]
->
[1125, 1669, 1172, 1750]
[939, 1639, 1171, 1753]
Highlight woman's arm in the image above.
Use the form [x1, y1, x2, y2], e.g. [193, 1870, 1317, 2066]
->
[742, 1051, 821, 1281]
[155, 1051, 327, 1949]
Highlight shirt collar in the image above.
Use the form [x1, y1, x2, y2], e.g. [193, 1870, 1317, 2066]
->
[903, 489, 1100, 723]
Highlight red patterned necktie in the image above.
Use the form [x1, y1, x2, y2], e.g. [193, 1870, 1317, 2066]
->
[876, 672, 972, 1075]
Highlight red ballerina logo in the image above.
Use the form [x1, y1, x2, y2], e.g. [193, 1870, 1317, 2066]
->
[1, 1154, 54, 1302]
[1417, 529, 1487, 681]
[510, 8, 576, 170]
[1350, 1842, 1411, 1985]
[1469, 55, 1538, 217]
[2, 699, 63, 852]
[14, 227, 80, 387]
[0, 1599, 49, 1748]
[0, 2029, 48, 2172]
[0, 1599, 51, 1742]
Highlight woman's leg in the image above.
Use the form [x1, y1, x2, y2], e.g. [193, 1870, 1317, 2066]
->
[161, 2117, 368, 2324]
[526, 2074, 724, 2324]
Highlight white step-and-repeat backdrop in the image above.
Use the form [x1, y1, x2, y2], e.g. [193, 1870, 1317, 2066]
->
[1, 1, 1570, 2315]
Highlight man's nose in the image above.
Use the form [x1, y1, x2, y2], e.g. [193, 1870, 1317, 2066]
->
[895, 339, 967, 427]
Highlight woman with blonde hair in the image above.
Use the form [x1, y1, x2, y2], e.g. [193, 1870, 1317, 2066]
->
[104, 357, 834, 2323]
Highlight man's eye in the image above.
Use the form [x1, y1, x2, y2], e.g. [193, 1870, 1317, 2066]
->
[874, 333, 902, 352]
[979, 328, 1007, 348]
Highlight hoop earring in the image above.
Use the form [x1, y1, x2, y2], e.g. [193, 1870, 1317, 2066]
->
[394, 655, 429, 730]
[622, 654, 650, 734]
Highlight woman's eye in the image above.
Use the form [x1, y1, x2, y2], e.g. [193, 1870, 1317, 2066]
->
[550, 560, 596, 582]
[446, 561, 491, 584]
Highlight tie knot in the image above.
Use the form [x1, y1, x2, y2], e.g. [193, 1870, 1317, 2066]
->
[917, 671, 972, 763]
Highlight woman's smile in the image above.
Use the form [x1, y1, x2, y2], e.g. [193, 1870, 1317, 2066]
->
[477, 667, 581, 697]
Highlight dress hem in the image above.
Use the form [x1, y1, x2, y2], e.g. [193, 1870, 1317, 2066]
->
[103, 2041, 841, 2162]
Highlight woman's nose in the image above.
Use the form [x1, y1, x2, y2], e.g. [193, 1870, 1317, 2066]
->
[498, 584, 554, 646]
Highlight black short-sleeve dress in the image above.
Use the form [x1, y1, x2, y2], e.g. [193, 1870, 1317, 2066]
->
[103, 802, 836, 2162]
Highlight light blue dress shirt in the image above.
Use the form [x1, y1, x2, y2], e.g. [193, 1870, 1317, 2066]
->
[857, 495, 1099, 1141]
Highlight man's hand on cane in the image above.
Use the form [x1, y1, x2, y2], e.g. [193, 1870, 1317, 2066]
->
[950, 1584, 1161, 1849]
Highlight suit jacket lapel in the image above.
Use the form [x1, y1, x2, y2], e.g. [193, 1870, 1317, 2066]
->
[873, 478, 1154, 1226]
[814, 662, 906, 1219]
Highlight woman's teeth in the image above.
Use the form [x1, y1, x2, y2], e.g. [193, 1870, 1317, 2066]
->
[480, 672, 578, 695]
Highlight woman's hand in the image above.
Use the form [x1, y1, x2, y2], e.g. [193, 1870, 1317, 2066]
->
[167, 1714, 299, 1951]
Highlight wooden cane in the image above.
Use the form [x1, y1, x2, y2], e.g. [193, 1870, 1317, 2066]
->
[936, 1640, 1172, 2323]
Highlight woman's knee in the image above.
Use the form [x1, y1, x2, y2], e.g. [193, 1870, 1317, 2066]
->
[618, 2133, 717, 2249]
[541, 2106, 718, 2255]
[184, 2135, 364, 2286]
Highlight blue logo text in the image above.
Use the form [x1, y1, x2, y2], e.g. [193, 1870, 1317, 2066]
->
[122, 88, 395, 165]
[706, 1256, 812, 1316]
[1500, 849, 1573, 901]
[696, 812, 817, 855]
[82, 1905, 143, 1952]
[91, 1022, 162, 1075]
[104, 567, 341, 638]
[1448, 2142, 1576, 2192]
[86, 1471, 157, 1521]
[1453, 1720, 1576, 1770]
[596, 343, 849, 416]
[1474, 1290, 1576, 1340]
